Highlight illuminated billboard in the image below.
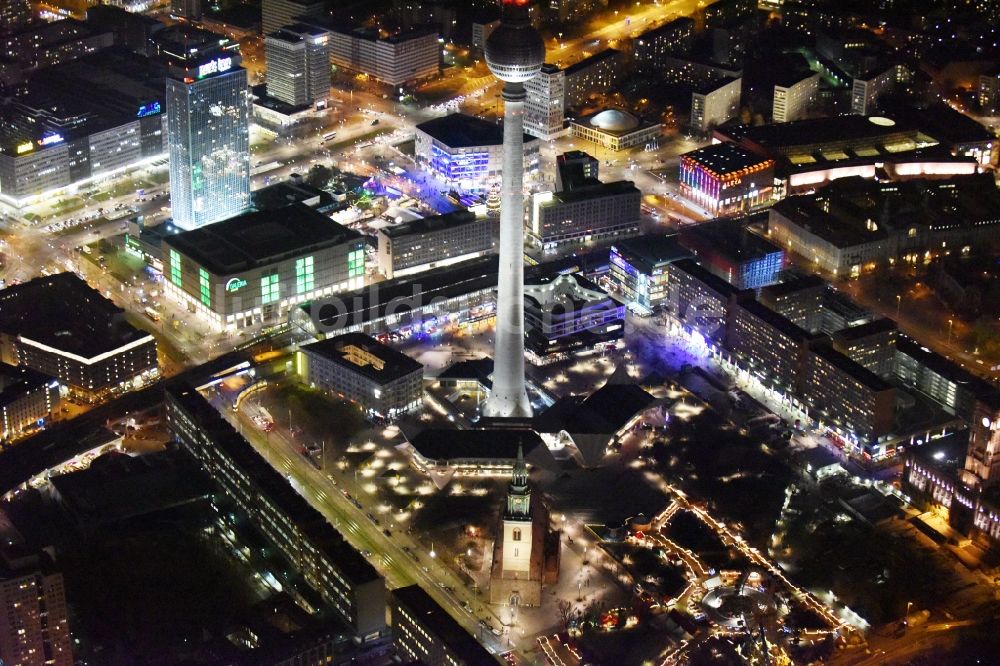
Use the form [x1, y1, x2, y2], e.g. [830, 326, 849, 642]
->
[198, 57, 233, 79]
[137, 101, 162, 118]
[38, 134, 64, 147]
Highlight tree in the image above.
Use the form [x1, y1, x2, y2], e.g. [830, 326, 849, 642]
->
[557, 598, 573, 631]
[304, 164, 333, 189]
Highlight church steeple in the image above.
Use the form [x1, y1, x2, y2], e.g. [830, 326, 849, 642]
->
[506, 443, 531, 518]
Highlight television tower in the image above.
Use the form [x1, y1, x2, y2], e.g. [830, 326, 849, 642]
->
[482, 0, 544, 418]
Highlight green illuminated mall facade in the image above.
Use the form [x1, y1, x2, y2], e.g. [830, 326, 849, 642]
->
[162, 204, 366, 330]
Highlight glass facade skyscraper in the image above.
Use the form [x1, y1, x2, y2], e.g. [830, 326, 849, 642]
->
[163, 27, 250, 231]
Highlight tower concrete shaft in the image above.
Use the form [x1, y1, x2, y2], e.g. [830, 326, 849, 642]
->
[483, 81, 532, 418]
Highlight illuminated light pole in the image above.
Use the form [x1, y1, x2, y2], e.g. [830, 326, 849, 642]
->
[482, 0, 544, 418]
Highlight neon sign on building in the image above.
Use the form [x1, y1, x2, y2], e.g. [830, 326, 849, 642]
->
[198, 57, 233, 78]
[38, 134, 64, 147]
[137, 101, 162, 118]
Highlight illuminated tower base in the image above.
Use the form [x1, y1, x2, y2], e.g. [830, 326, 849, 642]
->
[482, 0, 544, 419]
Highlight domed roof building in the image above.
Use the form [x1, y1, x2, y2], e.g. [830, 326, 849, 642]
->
[571, 108, 662, 152]
[589, 109, 640, 132]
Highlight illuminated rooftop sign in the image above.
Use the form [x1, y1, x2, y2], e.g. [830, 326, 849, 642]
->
[341, 345, 385, 371]
[38, 134, 64, 147]
[16, 142, 33, 154]
[198, 57, 233, 78]
[137, 101, 161, 118]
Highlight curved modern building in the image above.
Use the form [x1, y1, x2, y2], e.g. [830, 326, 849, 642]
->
[482, 0, 544, 418]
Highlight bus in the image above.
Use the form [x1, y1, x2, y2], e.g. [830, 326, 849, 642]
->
[143, 307, 161, 322]
[251, 161, 282, 176]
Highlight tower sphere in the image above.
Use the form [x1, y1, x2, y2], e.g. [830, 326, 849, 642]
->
[485, 0, 544, 83]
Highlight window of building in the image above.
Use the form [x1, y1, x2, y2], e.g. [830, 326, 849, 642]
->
[169, 249, 182, 287]
[512, 528, 521, 541]
[296, 256, 314, 294]
[199, 268, 211, 307]
[348, 246, 365, 278]
[261, 274, 279, 304]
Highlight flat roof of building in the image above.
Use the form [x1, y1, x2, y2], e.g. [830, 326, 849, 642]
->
[553, 179, 640, 203]
[251, 178, 334, 211]
[329, 26, 437, 44]
[309, 256, 499, 330]
[435, 358, 494, 386]
[563, 48, 622, 76]
[0, 366, 55, 409]
[891, 103, 994, 145]
[612, 234, 690, 270]
[906, 430, 969, 474]
[680, 219, 783, 262]
[810, 343, 894, 392]
[408, 428, 545, 462]
[639, 16, 695, 40]
[759, 274, 826, 300]
[681, 143, 773, 176]
[267, 22, 328, 42]
[390, 585, 496, 663]
[379, 209, 480, 239]
[416, 113, 533, 149]
[152, 23, 233, 60]
[896, 337, 996, 397]
[738, 299, 816, 342]
[692, 74, 741, 96]
[717, 114, 923, 153]
[0, 47, 165, 154]
[49, 448, 213, 525]
[771, 197, 887, 248]
[833, 317, 897, 342]
[167, 383, 380, 585]
[164, 204, 361, 276]
[0, 273, 153, 360]
[301, 333, 422, 385]
[669, 258, 740, 298]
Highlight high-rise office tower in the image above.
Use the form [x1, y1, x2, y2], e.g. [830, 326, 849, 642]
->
[482, 0, 544, 419]
[265, 23, 330, 107]
[524, 63, 565, 140]
[261, 0, 325, 36]
[163, 26, 250, 230]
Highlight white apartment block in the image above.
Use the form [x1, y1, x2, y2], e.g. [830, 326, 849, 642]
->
[773, 72, 819, 123]
[852, 64, 909, 116]
[330, 27, 438, 86]
[691, 76, 742, 133]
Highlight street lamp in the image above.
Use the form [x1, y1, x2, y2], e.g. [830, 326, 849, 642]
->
[895, 294, 901, 318]
[905, 600, 912, 627]
[947, 318, 954, 345]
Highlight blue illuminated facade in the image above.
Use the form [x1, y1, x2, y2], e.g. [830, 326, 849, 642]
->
[740, 250, 785, 290]
[609, 235, 690, 311]
[430, 144, 490, 186]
